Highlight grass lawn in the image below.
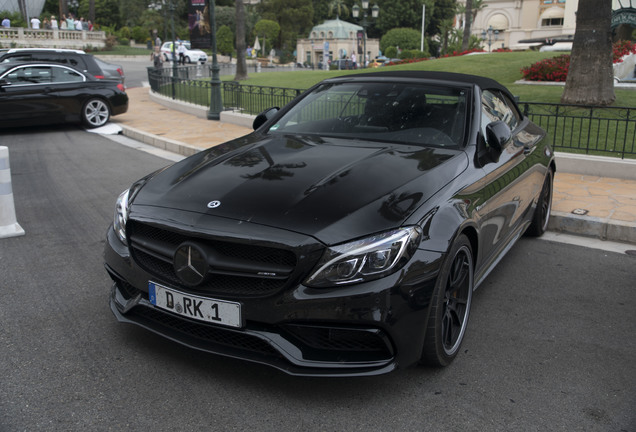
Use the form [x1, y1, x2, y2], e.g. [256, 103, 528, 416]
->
[221, 51, 636, 107]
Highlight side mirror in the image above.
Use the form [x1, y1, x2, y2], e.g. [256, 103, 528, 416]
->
[253, 107, 279, 130]
[485, 120, 511, 153]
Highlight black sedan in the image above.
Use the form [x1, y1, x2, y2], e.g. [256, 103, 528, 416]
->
[0, 62, 128, 129]
[104, 71, 554, 376]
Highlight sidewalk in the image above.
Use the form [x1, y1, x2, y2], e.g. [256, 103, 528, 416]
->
[111, 86, 636, 245]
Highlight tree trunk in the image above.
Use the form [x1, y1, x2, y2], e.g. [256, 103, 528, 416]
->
[89, 0, 95, 23]
[561, 0, 615, 106]
[234, 0, 249, 81]
[461, 0, 473, 52]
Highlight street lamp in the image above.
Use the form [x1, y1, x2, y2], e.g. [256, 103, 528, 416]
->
[352, 1, 379, 68]
[207, 0, 222, 120]
[481, 25, 499, 52]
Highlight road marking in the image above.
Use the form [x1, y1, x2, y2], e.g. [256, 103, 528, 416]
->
[541, 231, 635, 255]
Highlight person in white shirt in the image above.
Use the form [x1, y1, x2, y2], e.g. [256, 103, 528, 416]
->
[50, 16, 58, 30]
[177, 42, 187, 65]
[30, 17, 41, 29]
[75, 18, 82, 31]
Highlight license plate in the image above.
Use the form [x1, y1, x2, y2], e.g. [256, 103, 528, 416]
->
[148, 282, 242, 328]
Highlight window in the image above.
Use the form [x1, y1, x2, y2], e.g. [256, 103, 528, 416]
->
[51, 66, 84, 83]
[542, 18, 564, 26]
[3, 65, 52, 84]
[481, 90, 521, 132]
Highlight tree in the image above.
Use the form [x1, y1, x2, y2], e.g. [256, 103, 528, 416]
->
[460, 0, 472, 52]
[216, 25, 234, 56]
[328, 0, 349, 19]
[561, 0, 615, 105]
[254, 19, 280, 56]
[234, 0, 248, 81]
[374, 0, 432, 40]
[380, 27, 421, 53]
[258, 0, 313, 50]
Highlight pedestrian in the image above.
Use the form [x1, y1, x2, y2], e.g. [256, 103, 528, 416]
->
[351, 53, 357, 69]
[177, 41, 186, 65]
[66, 14, 74, 30]
[50, 15, 58, 30]
[87, 20, 93, 31]
[75, 17, 82, 31]
[151, 45, 163, 69]
[43, 18, 51, 30]
[1, 17, 10, 28]
[30, 16, 41, 29]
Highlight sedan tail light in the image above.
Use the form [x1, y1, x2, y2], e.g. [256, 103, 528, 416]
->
[117, 68, 124, 77]
[94, 75, 105, 79]
[117, 83, 125, 92]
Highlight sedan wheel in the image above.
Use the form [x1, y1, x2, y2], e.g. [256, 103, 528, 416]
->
[421, 234, 473, 367]
[82, 98, 110, 128]
[526, 169, 553, 237]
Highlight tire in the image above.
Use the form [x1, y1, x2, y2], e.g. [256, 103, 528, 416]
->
[525, 168, 553, 237]
[82, 98, 110, 128]
[421, 234, 474, 367]
[185, 56, 191, 64]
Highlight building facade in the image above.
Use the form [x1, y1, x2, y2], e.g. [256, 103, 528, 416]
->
[296, 18, 380, 67]
[456, 0, 578, 50]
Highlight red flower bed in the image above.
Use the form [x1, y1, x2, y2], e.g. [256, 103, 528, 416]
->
[521, 40, 636, 81]
[521, 54, 570, 82]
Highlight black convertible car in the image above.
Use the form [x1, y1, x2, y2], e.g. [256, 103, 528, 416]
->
[105, 71, 555, 376]
[0, 62, 128, 129]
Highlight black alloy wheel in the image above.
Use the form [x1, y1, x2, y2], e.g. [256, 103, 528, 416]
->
[421, 234, 474, 367]
[526, 168, 553, 237]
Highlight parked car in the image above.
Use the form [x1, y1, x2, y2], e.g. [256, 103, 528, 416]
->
[0, 62, 128, 128]
[160, 41, 208, 64]
[0, 48, 125, 84]
[368, 57, 386, 68]
[105, 71, 555, 376]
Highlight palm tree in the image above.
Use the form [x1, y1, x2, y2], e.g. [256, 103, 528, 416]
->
[561, 0, 614, 105]
[328, 0, 349, 19]
[234, 0, 248, 81]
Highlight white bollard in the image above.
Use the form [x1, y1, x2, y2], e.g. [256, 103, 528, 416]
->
[0, 146, 25, 239]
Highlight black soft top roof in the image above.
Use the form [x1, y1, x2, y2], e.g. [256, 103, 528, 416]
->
[332, 70, 512, 98]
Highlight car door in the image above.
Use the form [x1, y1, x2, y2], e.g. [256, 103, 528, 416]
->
[476, 89, 542, 265]
[0, 65, 61, 125]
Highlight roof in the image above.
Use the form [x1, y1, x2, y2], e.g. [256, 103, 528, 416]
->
[309, 18, 363, 39]
[331, 71, 512, 95]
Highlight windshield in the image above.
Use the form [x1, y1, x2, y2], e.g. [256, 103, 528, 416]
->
[268, 81, 469, 148]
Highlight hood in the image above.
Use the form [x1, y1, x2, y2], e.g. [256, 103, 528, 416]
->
[133, 134, 467, 244]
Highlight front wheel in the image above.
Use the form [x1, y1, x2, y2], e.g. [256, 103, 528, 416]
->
[420, 234, 474, 367]
[526, 168, 553, 237]
[82, 98, 110, 128]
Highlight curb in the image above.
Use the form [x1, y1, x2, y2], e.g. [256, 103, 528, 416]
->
[549, 211, 636, 244]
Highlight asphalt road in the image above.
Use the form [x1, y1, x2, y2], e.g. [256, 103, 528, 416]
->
[1, 127, 635, 431]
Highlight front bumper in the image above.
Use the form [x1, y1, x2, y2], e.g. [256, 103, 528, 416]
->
[104, 224, 443, 377]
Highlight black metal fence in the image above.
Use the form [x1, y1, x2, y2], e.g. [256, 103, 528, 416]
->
[521, 103, 635, 159]
[146, 66, 636, 159]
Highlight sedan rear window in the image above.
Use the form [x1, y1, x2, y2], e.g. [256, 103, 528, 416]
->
[269, 82, 469, 148]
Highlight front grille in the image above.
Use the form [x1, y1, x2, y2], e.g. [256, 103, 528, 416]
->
[134, 306, 280, 356]
[128, 221, 298, 297]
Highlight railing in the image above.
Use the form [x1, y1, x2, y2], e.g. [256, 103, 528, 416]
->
[522, 103, 636, 159]
[147, 66, 636, 159]
[0, 27, 106, 48]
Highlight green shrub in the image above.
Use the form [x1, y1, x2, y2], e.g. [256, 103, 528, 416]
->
[384, 46, 397, 58]
[380, 28, 422, 53]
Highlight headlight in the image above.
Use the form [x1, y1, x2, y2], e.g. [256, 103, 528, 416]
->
[113, 189, 131, 244]
[305, 226, 422, 288]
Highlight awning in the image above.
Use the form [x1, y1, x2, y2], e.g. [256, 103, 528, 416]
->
[487, 14, 509, 30]
[541, 6, 565, 19]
